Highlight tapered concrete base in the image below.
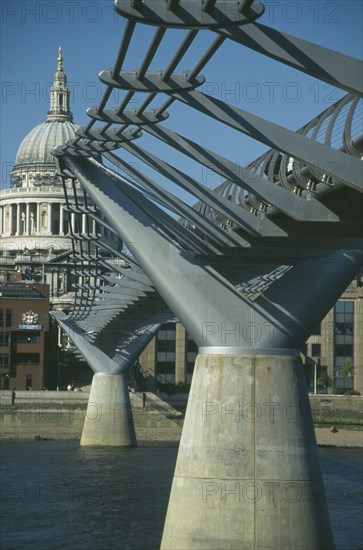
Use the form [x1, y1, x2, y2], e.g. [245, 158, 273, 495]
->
[161, 355, 334, 549]
[80, 373, 137, 447]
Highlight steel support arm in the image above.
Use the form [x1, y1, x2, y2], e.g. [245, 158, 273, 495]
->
[62, 156, 267, 349]
[100, 163, 217, 255]
[143, 124, 338, 221]
[120, 142, 286, 237]
[103, 152, 246, 249]
[54, 313, 163, 375]
[62, 156, 363, 353]
[257, 249, 363, 344]
[216, 22, 363, 97]
[172, 90, 362, 191]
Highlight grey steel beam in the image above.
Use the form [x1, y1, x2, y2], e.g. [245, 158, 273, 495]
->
[82, 285, 144, 300]
[71, 239, 133, 271]
[216, 22, 363, 97]
[143, 124, 338, 222]
[114, 0, 264, 28]
[71, 233, 98, 242]
[54, 313, 164, 375]
[161, 29, 198, 80]
[103, 152, 247, 249]
[98, 285, 146, 297]
[62, 156, 363, 354]
[64, 205, 97, 214]
[110, 20, 136, 83]
[119, 142, 286, 237]
[55, 140, 122, 156]
[138, 27, 166, 81]
[64, 209, 115, 235]
[81, 305, 128, 312]
[71, 271, 149, 297]
[87, 108, 169, 125]
[100, 163, 233, 254]
[99, 70, 205, 92]
[96, 260, 153, 287]
[70, 227, 142, 272]
[73, 286, 138, 303]
[53, 2, 363, 539]
[186, 34, 226, 81]
[80, 19, 135, 132]
[172, 90, 363, 191]
[202, 94, 361, 210]
[75, 127, 139, 142]
[100, 274, 154, 294]
[63, 156, 255, 347]
[237, 0, 254, 14]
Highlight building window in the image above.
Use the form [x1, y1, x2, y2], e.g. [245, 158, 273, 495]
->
[156, 362, 175, 376]
[18, 332, 40, 344]
[156, 339, 176, 353]
[0, 332, 10, 346]
[16, 353, 40, 365]
[334, 301, 354, 374]
[157, 323, 176, 341]
[0, 354, 10, 368]
[41, 209, 48, 229]
[0, 310, 3, 326]
[156, 323, 177, 383]
[156, 353, 176, 367]
[26, 374, 33, 390]
[156, 334, 176, 368]
[335, 344, 354, 358]
[311, 344, 321, 357]
[335, 300, 354, 314]
[335, 322, 353, 336]
[58, 276, 63, 292]
[311, 323, 321, 336]
[5, 309, 12, 327]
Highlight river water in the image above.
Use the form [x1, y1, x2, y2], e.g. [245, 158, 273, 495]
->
[0, 441, 362, 550]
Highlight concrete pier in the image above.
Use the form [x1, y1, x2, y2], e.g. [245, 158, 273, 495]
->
[80, 373, 136, 447]
[161, 354, 334, 549]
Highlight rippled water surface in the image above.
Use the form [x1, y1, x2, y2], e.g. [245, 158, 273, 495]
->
[0, 441, 362, 549]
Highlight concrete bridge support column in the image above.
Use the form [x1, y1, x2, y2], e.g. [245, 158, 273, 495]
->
[81, 373, 136, 447]
[161, 353, 333, 549]
[53, 314, 165, 446]
[62, 158, 363, 547]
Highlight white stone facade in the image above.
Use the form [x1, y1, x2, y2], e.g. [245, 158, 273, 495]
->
[0, 49, 116, 309]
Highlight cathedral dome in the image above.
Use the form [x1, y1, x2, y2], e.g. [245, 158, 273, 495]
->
[11, 47, 79, 188]
[14, 120, 78, 169]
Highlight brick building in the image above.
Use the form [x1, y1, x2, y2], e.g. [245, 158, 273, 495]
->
[0, 271, 50, 390]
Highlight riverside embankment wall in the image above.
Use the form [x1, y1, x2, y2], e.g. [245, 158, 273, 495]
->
[0, 391, 362, 440]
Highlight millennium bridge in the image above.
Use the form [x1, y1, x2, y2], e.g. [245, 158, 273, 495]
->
[51, 1, 363, 548]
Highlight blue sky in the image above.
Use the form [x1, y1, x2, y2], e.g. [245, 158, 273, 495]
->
[1, 0, 362, 195]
